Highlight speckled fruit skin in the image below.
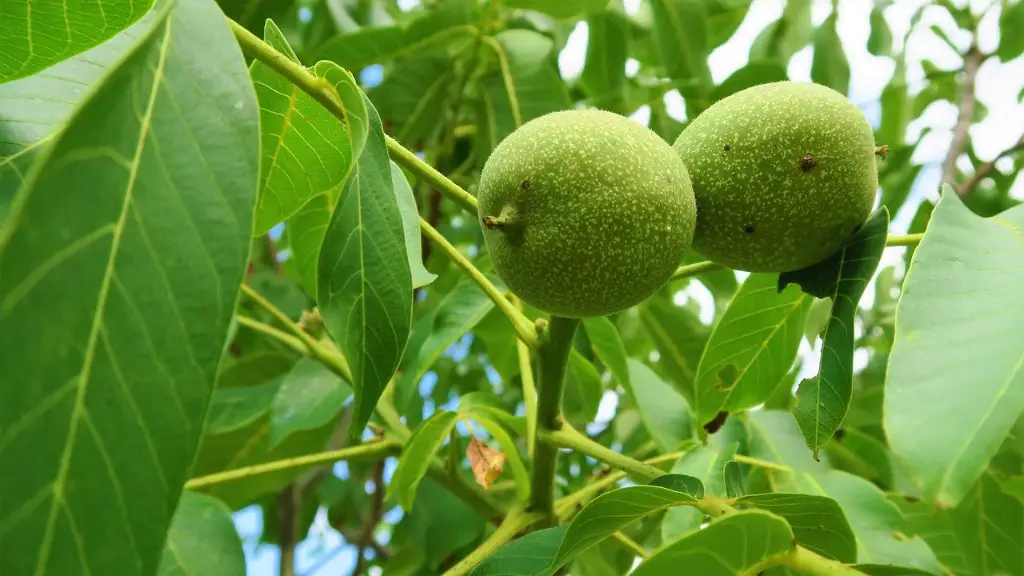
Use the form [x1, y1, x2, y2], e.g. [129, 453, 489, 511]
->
[672, 81, 879, 273]
[477, 108, 697, 318]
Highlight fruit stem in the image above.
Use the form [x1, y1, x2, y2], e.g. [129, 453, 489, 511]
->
[875, 144, 889, 159]
[419, 217, 539, 347]
[529, 315, 580, 525]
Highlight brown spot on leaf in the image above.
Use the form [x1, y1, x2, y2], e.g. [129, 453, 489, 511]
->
[704, 411, 729, 434]
[834, 427, 846, 441]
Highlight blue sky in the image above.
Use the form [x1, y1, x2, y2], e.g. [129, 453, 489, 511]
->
[239, 1, 1024, 574]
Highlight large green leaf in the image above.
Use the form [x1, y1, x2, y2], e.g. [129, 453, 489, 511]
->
[709, 60, 787, 102]
[0, 13, 156, 221]
[649, 0, 713, 105]
[867, 8, 893, 56]
[661, 443, 737, 542]
[749, 0, 812, 64]
[389, 410, 459, 512]
[250, 21, 366, 236]
[885, 186, 1024, 508]
[403, 476, 488, 570]
[694, 273, 810, 433]
[638, 296, 708, 401]
[477, 28, 570, 157]
[580, 10, 629, 113]
[270, 357, 352, 447]
[0, 0, 258, 573]
[625, 359, 692, 452]
[635, 510, 796, 575]
[900, 472, 1023, 575]
[0, 0, 155, 82]
[998, 0, 1024, 63]
[156, 492, 245, 576]
[391, 162, 436, 289]
[583, 316, 631, 390]
[810, 12, 850, 95]
[317, 95, 413, 438]
[736, 493, 857, 563]
[781, 208, 889, 456]
[877, 59, 909, 148]
[470, 527, 568, 576]
[563, 350, 604, 425]
[370, 53, 455, 146]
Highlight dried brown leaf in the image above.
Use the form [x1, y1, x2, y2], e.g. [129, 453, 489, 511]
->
[467, 437, 505, 489]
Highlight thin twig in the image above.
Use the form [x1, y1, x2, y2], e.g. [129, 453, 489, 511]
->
[956, 136, 1024, 196]
[611, 531, 649, 558]
[351, 462, 386, 576]
[279, 484, 298, 576]
[943, 42, 984, 194]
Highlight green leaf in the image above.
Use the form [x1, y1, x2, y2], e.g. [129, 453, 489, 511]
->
[634, 510, 796, 575]
[389, 410, 459, 511]
[270, 357, 352, 447]
[473, 475, 703, 576]
[878, 60, 909, 148]
[867, 8, 893, 56]
[662, 443, 737, 542]
[781, 208, 889, 456]
[638, 296, 709, 401]
[315, 26, 406, 70]
[503, 0, 609, 19]
[749, 0, 813, 64]
[396, 277, 497, 410]
[900, 472, 1023, 574]
[0, 0, 259, 573]
[852, 566, 937, 576]
[470, 527, 568, 576]
[583, 316, 631, 390]
[553, 475, 703, 570]
[190, 381, 339, 508]
[649, 0, 713, 102]
[563, 350, 604, 425]
[724, 461, 745, 498]
[581, 10, 629, 113]
[317, 95, 413, 438]
[886, 185, 1024, 508]
[710, 60, 787, 102]
[286, 193, 332, 298]
[0, 13, 158, 221]
[250, 20, 354, 235]
[811, 13, 850, 96]
[156, 492, 245, 576]
[694, 273, 811, 432]
[626, 359, 693, 452]
[216, 350, 297, 389]
[477, 29, 570, 157]
[405, 476, 488, 570]
[736, 493, 857, 563]
[391, 162, 436, 289]
[998, 0, 1024, 62]
[0, 0, 155, 83]
[706, 0, 751, 49]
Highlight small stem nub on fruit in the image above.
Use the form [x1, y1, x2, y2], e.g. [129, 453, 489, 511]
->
[483, 216, 506, 229]
[875, 144, 889, 160]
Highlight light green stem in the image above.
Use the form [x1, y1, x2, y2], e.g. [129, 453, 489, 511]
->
[239, 284, 352, 382]
[440, 507, 544, 576]
[235, 315, 305, 354]
[419, 217, 538, 347]
[543, 425, 665, 481]
[185, 440, 400, 489]
[611, 531, 649, 558]
[529, 316, 580, 524]
[227, 17, 478, 217]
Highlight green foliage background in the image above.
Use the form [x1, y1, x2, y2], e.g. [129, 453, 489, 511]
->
[1, 0, 1023, 575]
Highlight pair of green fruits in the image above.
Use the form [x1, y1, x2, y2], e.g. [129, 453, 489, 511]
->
[477, 81, 879, 318]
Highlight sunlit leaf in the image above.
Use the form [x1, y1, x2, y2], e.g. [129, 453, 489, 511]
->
[156, 491, 245, 576]
[0, 1, 258, 572]
[317, 95, 413, 438]
[391, 162, 436, 289]
[724, 461, 745, 498]
[867, 8, 893, 56]
[0, 0, 155, 82]
[710, 60, 787, 102]
[749, 0, 812, 64]
[694, 273, 810, 433]
[782, 208, 889, 456]
[635, 510, 796, 575]
[581, 10, 629, 113]
[649, 0, 713, 109]
[998, 0, 1024, 63]
[389, 410, 459, 512]
[885, 186, 1024, 508]
[503, 0, 609, 19]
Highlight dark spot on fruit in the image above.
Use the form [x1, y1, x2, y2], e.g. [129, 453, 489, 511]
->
[521, 179, 530, 191]
[800, 154, 817, 172]
[665, 175, 672, 184]
[744, 224, 755, 234]
[704, 411, 729, 434]
[723, 144, 731, 151]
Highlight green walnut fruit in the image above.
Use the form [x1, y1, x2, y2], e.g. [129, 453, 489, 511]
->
[672, 81, 879, 273]
[477, 108, 697, 318]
